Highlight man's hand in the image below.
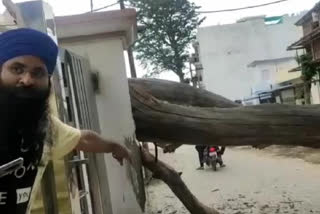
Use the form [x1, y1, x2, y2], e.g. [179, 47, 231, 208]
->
[111, 144, 132, 165]
[77, 130, 132, 166]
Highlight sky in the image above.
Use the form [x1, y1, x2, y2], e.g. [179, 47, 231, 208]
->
[192, 0, 319, 26]
[1, 0, 319, 80]
[1, 0, 318, 24]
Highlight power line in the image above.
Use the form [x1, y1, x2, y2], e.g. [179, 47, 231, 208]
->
[197, 0, 290, 14]
[119, 0, 125, 9]
[90, 0, 290, 14]
[90, 1, 119, 12]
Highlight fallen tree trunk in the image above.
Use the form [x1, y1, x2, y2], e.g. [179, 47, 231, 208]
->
[129, 78, 239, 152]
[141, 148, 219, 214]
[130, 84, 320, 148]
[128, 78, 238, 108]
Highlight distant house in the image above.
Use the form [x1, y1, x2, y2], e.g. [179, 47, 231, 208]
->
[288, 2, 320, 62]
[288, 2, 320, 104]
[244, 56, 301, 105]
[197, 14, 304, 101]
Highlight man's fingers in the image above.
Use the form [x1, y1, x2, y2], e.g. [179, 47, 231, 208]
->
[115, 155, 124, 165]
[112, 149, 132, 166]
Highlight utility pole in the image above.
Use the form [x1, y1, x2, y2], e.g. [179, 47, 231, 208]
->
[119, 0, 125, 9]
[90, 0, 93, 12]
[119, 0, 137, 78]
[120, 0, 151, 182]
[189, 61, 196, 88]
[127, 48, 137, 78]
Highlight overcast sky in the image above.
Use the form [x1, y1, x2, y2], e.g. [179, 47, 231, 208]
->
[2, 0, 319, 25]
[1, 0, 319, 80]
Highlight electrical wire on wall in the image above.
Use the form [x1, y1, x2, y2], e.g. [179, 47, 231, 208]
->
[89, 1, 119, 12]
[92, 0, 291, 14]
[197, 0, 290, 14]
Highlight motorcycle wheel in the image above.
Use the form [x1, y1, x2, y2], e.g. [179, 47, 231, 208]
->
[206, 159, 210, 166]
[211, 159, 217, 171]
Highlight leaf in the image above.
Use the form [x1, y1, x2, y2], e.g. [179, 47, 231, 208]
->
[296, 53, 320, 81]
[128, 0, 202, 82]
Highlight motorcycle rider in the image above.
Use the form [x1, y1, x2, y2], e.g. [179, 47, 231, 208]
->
[195, 145, 226, 170]
[195, 145, 206, 170]
[216, 146, 226, 167]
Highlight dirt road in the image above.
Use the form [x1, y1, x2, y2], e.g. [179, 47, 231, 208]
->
[145, 146, 320, 214]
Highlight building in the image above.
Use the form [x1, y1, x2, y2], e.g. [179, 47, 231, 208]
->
[288, 1, 320, 104]
[189, 42, 205, 89]
[55, 9, 145, 214]
[244, 56, 303, 105]
[197, 14, 304, 101]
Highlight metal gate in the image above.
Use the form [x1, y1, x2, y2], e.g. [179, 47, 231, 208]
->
[53, 49, 106, 214]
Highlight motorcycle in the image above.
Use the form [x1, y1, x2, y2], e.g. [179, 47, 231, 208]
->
[203, 146, 222, 171]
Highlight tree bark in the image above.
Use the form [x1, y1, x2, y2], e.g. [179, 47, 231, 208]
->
[128, 78, 240, 152]
[129, 82, 320, 148]
[141, 148, 219, 214]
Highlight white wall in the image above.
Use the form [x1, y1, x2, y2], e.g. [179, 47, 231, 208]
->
[197, 15, 303, 100]
[311, 80, 320, 104]
[61, 37, 142, 214]
[248, 58, 299, 93]
[249, 63, 278, 87]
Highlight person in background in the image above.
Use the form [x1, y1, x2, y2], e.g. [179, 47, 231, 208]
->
[195, 145, 206, 170]
[217, 146, 226, 167]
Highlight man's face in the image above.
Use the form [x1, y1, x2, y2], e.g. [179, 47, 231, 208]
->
[0, 55, 49, 98]
[0, 55, 51, 169]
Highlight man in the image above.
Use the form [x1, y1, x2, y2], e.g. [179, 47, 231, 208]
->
[216, 146, 226, 167]
[0, 28, 131, 214]
[195, 145, 206, 170]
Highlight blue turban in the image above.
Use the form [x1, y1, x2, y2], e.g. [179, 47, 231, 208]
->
[0, 28, 58, 75]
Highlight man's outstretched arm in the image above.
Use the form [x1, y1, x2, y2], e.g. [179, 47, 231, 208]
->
[76, 130, 132, 165]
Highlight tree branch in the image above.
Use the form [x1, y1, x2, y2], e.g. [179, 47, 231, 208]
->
[141, 148, 219, 214]
[128, 78, 238, 108]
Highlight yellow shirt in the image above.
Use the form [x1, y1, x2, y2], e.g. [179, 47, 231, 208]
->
[27, 115, 81, 214]
[51, 115, 81, 160]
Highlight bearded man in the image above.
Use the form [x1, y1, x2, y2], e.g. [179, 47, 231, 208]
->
[0, 28, 131, 214]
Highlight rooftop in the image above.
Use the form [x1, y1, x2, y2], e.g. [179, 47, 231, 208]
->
[295, 2, 320, 26]
[55, 9, 137, 49]
[247, 57, 295, 67]
[287, 26, 320, 50]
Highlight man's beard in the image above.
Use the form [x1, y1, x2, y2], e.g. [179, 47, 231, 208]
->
[0, 82, 51, 163]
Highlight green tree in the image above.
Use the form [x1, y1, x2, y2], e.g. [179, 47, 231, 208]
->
[127, 0, 204, 83]
[296, 53, 320, 104]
